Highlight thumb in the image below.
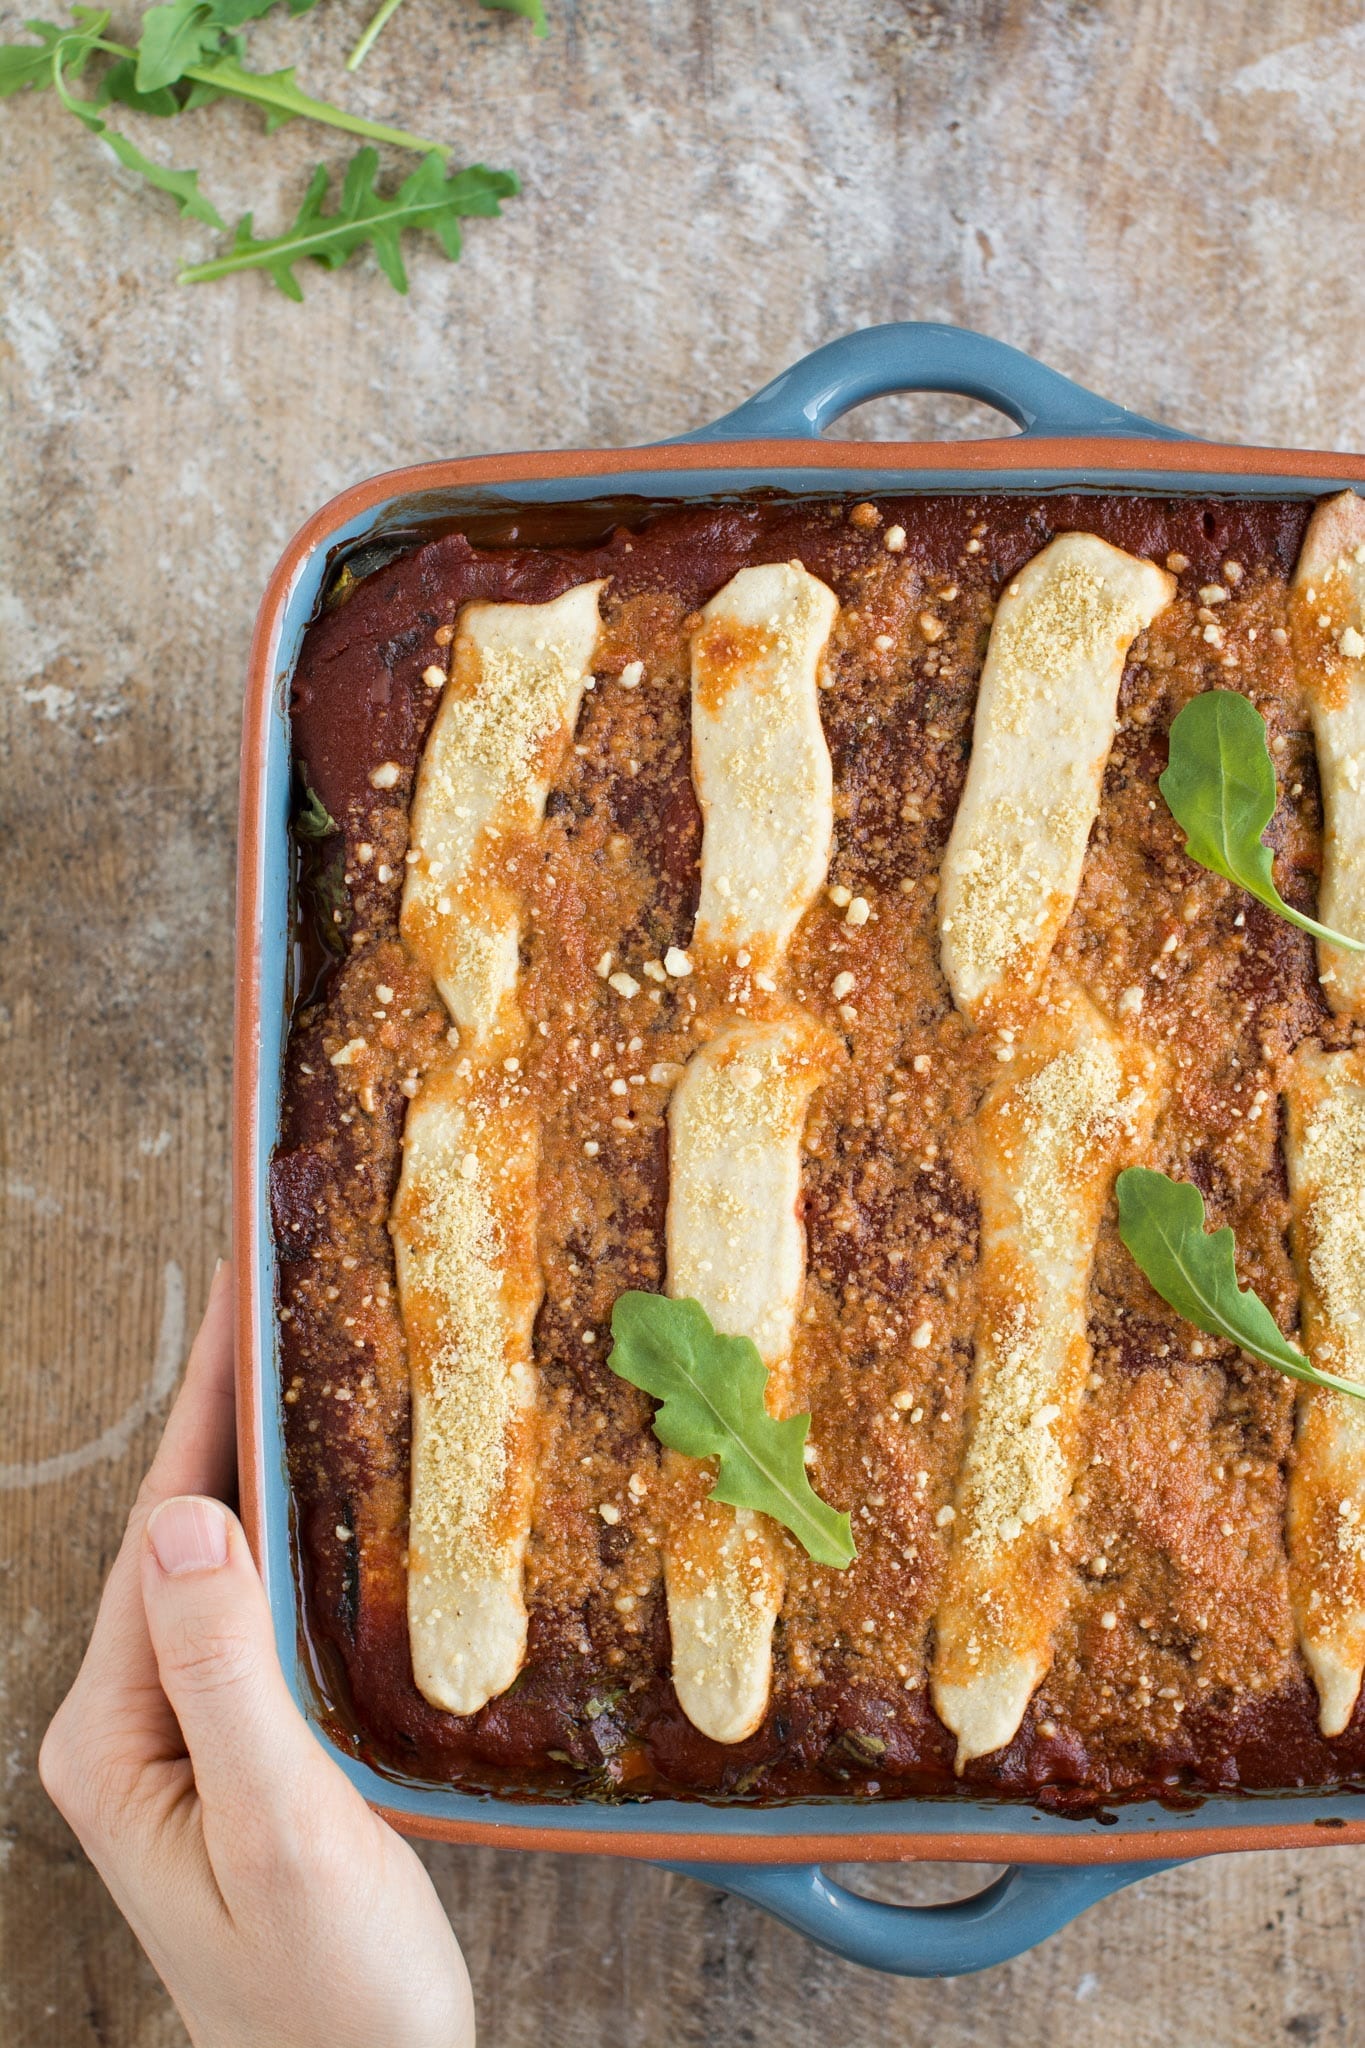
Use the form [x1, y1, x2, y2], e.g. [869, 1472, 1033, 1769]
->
[141, 1496, 330, 1835]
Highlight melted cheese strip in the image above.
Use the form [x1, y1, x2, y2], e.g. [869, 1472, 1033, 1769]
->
[395, 583, 601, 1715]
[401, 582, 603, 1042]
[939, 536, 1174, 1020]
[1285, 1045, 1365, 1736]
[665, 1017, 830, 1743]
[690, 561, 838, 968]
[661, 560, 838, 1744]
[1291, 493, 1365, 1016]
[931, 984, 1157, 1765]
[392, 1060, 541, 1715]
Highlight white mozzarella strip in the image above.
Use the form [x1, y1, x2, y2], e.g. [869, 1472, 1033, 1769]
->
[392, 1059, 541, 1716]
[657, 562, 839, 1745]
[395, 585, 600, 1716]
[931, 983, 1158, 1765]
[663, 1016, 831, 1743]
[668, 1017, 829, 1381]
[939, 536, 1174, 1020]
[401, 582, 603, 1042]
[1291, 493, 1365, 1016]
[1284, 1045, 1365, 1736]
[690, 562, 838, 967]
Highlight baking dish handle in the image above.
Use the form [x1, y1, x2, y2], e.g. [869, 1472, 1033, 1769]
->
[658, 1857, 1179, 1976]
[672, 322, 1191, 445]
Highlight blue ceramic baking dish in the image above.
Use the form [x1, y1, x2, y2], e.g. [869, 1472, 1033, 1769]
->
[234, 323, 1365, 1976]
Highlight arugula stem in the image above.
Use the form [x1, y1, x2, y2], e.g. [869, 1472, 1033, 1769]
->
[50, 44, 91, 114]
[1272, 904, 1365, 955]
[346, 0, 408, 72]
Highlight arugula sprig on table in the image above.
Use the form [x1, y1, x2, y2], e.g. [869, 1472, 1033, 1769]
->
[181, 147, 517, 296]
[607, 1293, 857, 1569]
[1160, 689, 1364, 952]
[1117, 1167, 1365, 1403]
[1, 0, 519, 291]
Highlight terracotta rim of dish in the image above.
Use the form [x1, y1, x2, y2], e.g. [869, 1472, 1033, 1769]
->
[234, 432, 1365, 1864]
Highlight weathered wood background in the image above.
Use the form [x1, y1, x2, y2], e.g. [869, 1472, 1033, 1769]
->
[5, 1, 1365, 2040]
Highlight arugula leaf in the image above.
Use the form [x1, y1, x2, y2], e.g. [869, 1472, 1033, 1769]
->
[293, 770, 337, 840]
[0, 32, 59, 93]
[607, 1292, 857, 1568]
[94, 54, 180, 115]
[130, 0, 450, 150]
[1160, 689, 1365, 953]
[93, 114, 225, 220]
[48, 27, 226, 224]
[0, 8, 107, 96]
[179, 148, 518, 297]
[134, 0, 275, 94]
[1116, 1166, 1365, 1403]
[177, 52, 449, 150]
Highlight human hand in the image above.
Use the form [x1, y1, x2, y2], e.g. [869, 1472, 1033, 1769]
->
[39, 1262, 475, 2048]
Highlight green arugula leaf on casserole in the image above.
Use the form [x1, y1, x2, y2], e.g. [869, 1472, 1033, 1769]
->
[1117, 1165, 1365, 1402]
[606, 1291, 856, 1569]
[1160, 688, 1364, 952]
[292, 768, 337, 840]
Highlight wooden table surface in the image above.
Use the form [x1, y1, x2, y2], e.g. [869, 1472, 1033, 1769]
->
[5, 1, 1365, 2040]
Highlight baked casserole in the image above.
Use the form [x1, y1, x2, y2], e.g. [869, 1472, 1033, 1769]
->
[271, 490, 1365, 1808]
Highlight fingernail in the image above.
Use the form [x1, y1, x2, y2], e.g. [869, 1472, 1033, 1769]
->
[148, 1497, 229, 1576]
